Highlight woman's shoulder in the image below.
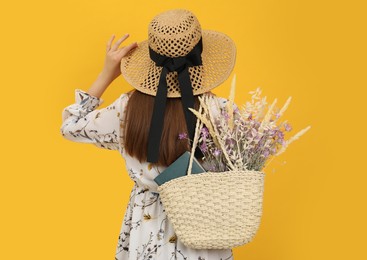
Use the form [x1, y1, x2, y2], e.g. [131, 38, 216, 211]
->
[115, 90, 134, 108]
[118, 90, 133, 100]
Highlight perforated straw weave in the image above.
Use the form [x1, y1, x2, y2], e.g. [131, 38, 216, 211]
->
[120, 9, 236, 97]
[156, 101, 266, 249]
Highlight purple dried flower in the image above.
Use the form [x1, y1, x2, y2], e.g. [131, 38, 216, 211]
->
[225, 138, 235, 148]
[277, 130, 284, 139]
[258, 137, 265, 146]
[200, 127, 209, 138]
[277, 138, 284, 144]
[178, 132, 188, 140]
[263, 149, 270, 157]
[251, 128, 257, 137]
[221, 110, 230, 120]
[200, 142, 208, 152]
[284, 123, 292, 132]
[213, 148, 221, 157]
[268, 129, 276, 136]
[271, 147, 277, 154]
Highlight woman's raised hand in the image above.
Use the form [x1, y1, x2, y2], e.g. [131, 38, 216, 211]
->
[101, 34, 138, 82]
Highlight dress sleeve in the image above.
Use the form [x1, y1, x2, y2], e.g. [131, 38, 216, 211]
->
[60, 88, 129, 151]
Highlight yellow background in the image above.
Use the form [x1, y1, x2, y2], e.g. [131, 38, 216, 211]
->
[1, 0, 366, 259]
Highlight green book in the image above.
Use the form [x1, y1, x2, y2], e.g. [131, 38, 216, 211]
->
[154, 151, 206, 186]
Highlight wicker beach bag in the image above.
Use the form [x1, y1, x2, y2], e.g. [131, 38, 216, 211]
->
[156, 105, 266, 249]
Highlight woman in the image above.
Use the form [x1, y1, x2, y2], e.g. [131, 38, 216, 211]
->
[60, 9, 236, 260]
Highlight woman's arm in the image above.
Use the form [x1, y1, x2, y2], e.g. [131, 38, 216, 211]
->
[86, 71, 114, 99]
[87, 34, 138, 99]
[60, 34, 137, 150]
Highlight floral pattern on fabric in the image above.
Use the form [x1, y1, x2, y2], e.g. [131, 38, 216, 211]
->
[60, 89, 129, 152]
[60, 89, 235, 260]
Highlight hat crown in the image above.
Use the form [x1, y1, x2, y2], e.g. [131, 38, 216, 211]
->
[148, 9, 202, 58]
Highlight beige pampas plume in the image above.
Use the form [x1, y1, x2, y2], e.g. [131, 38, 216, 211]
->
[227, 74, 236, 130]
[263, 125, 311, 168]
[188, 98, 221, 148]
[259, 98, 278, 134]
[274, 96, 292, 123]
[275, 125, 312, 156]
[207, 100, 237, 171]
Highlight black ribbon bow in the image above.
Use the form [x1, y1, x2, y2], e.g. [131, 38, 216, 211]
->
[147, 37, 205, 163]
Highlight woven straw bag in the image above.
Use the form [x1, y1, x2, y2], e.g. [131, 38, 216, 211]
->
[156, 104, 266, 249]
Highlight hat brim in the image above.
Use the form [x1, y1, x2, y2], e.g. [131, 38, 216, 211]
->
[120, 29, 236, 98]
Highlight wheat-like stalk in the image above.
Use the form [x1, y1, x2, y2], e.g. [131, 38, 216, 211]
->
[227, 74, 236, 130]
[275, 125, 312, 156]
[189, 109, 216, 141]
[274, 96, 292, 123]
[189, 77, 311, 173]
[259, 98, 277, 134]
[255, 96, 267, 120]
[206, 98, 237, 171]
[188, 111, 204, 175]
[188, 106, 221, 148]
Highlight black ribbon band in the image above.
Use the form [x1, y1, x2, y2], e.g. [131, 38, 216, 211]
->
[147, 37, 205, 163]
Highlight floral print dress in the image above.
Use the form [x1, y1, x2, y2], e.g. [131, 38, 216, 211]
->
[60, 89, 234, 260]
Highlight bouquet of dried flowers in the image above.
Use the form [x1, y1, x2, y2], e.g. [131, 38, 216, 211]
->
[184, 74, 311, 172]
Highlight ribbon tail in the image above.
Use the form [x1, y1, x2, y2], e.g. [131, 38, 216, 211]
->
[146, 68, 168, 163]
[177, 67, 195, 139]
[177, 67, 205, 160]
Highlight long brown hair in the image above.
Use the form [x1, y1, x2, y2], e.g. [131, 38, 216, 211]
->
[123, 89, 214, 167]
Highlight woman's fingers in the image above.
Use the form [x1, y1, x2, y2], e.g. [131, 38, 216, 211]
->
[111, 34, 130, 51]
[105, 33, 137, 60]
[119, 42, 138, 57]
[106, 34, 115, 52]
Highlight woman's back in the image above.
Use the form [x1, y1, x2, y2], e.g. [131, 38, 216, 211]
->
[120, 90, 231, 192]
[115, 91, 234, 259]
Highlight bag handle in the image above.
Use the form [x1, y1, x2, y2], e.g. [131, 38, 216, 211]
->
[187, 102, 203, 176]
[187, 96, 236, 176]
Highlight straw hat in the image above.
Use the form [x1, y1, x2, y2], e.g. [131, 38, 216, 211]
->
[120, 8, 236, 163]
[120, 9, 236, 98]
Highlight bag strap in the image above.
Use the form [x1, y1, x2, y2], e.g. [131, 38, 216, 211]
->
[187, 102, 203, 176]
[187, 95, 236, 176]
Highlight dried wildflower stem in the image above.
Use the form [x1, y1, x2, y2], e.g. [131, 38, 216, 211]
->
[274, 96, 292, 123]
[189, 77, 310, 173]
[187, 105, 204, 175]
[227, 74, 236, 130]
[279, 96, 292, 116]
[188, 108, 221, 148]
[259, 98, 277, 134]
[194, 96, 221, 148]
[255, 97, 267, 120]
[190, 94, 237, 171]
[213, 96, 223, 119]
[263, 154, 276, 168]
[235, 122, 245, 169]
[206, 96, 237, 171]
[275, 125, 312, 156]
